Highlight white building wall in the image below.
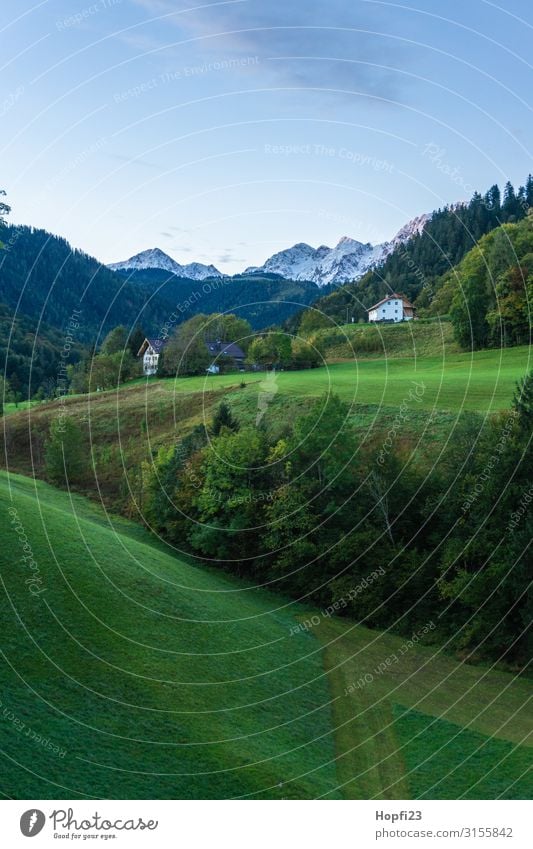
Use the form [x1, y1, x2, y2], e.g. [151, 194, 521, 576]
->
[369, 298, 413, 323]
[143, 348, 159, 375]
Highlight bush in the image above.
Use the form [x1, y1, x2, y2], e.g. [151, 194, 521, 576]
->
[45, 417, 88, 485]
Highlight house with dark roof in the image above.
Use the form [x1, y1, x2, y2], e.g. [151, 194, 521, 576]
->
[367, 293, 416, 323]
[205, 340, 246, 374]
[137, 337, 166, 375]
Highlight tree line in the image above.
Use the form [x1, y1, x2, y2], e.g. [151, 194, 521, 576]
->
[293, 176, 533, 349]
[136, 376, 532, 667]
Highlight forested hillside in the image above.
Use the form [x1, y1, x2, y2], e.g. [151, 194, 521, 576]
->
[0, 223, 325, 349]
[293, 177, 533, 331]
[437, 215, 533, 349]
[0, 224, 170, 342]
[0, 303, 85, 398]
[113, 268, 326, 330]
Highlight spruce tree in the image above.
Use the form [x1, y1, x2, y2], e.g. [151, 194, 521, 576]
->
[211, 402, 239, 436]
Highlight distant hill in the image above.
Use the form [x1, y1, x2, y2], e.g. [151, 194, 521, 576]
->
[0, 224, 170, 343]
[0, 302, 86, 397]
[0, 225, 326, 345]
[292, 177, 533, 330]
[112, 267, 326, 330]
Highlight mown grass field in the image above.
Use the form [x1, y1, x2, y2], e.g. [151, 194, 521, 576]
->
[0, 471, 339, 800]
[162, 344, 530, 413]
[1, 472, 531, 799]
[315, 618, 532, 800]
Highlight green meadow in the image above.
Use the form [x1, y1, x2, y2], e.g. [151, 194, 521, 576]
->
[160, 344, 531, 413]
[1, 472, 531, 799]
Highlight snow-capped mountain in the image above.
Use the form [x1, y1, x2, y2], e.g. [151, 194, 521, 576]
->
[108, 248, 223, 280]
[246, 213, 431, 286]
[109, 212, 431, 287]
[381, 213, 431, 259]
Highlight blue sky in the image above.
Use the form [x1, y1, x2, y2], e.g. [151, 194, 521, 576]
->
[2, 0, 533, 272]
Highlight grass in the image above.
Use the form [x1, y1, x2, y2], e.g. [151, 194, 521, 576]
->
[0, 471, 339, 800]
[314, 617, 532, 800]
[2, 400, 40, 416]
[393, 706, 532, 799]
[1, 344, 529, 514]
[315, 318, 460, 361]
[164, 345, 531, 413]
[1, 471, 531, 799]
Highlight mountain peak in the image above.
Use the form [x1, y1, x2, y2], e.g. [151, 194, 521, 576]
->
[245, 211, 432, 286]
[335, 236, 365, 248]
[108, 210, 432, 287]
[108, 248, 223, 280]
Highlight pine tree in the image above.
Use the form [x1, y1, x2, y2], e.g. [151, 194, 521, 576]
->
[484, 184, 501, 214]
[129, 325, 145, 358]
[0, 189, 11, 230]
[525, 174, 533, 209]
[502, 181, 519, 221]
[211, 402, 239, 436]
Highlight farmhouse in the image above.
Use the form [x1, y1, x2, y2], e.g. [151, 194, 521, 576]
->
[205, 340, 246, 374]
[137, 338, 166, 375]
[367, 294, 416, 323]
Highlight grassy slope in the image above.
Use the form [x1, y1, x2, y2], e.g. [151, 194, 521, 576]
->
[167, 344, 530, 413]
[315, 319, 460, 361]
[315, 619, 532, 800]
[1, 343, 529, 517]
[1, 472, 531, 800]
[0, 472, 339, 800]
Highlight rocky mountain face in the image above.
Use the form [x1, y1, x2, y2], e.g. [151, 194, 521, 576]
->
[245, 214, 431, 285]
[108, 213, 431, 286]
[108, 248, 224, 280]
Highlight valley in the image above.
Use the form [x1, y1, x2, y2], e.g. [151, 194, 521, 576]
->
[1, 472, 530, 799]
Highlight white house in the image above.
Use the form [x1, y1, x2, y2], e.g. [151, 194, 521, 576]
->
[137, 338, 166, 375]
[367, 293, 416, 323]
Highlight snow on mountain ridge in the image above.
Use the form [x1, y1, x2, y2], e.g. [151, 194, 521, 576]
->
[245, 213, 432, 285]
[108, 213, 432, 286]
[108, 248, 224, 280]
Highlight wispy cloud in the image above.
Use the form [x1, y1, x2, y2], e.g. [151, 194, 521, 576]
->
[131, 0, 413, 104]
[217, 250, 243, 264]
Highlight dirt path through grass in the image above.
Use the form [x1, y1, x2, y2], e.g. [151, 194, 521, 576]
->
[313, 617, 532, 799]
